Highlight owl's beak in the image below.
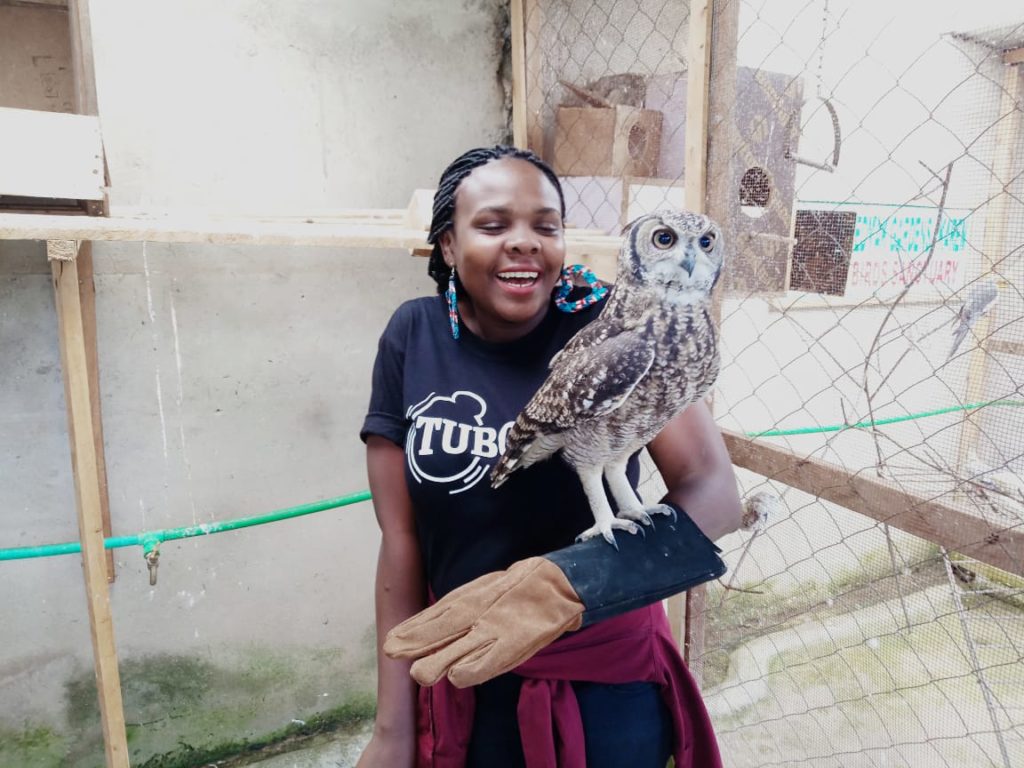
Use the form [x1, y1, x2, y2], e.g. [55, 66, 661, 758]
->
[680, 250, 696, 276]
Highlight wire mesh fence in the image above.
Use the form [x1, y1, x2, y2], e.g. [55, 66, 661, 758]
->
[523, 0, 1023, 764]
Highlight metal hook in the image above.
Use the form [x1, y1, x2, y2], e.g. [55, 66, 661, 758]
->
[784, 96, 842, 173]
[145, 548, 160, 586]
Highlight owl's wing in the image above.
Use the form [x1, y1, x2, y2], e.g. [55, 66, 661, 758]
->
[491, 330, 654, 486]
[546, 315, 619, 372]
[525, 329, 656, 429]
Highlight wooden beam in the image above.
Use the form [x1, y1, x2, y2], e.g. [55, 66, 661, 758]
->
[509, 0, 528, 148]
[74, 241, 114, 582]
[523, 0, 545, 154]
[675, 0, 719, 661]
[50, 243, 129, 768]
[683, 0, 714, 214]
[722, 430, 1024, 577]
[1, 0, 69, 6]
[0, 107, 105, 200]
[0, 211, 625, 259]
[1004, 47, 1024, 66]
[66, 0, 113, 582]
[67, 0, 98, 115]
[957, 64, 1022, 480]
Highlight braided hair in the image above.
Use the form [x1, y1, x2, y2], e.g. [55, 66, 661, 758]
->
[426, 145, 566, 295]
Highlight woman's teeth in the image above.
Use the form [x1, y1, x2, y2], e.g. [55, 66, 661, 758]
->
[498, 272, 539, 286]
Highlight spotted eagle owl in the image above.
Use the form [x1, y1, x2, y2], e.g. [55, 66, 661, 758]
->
[490, 210, 725, 545]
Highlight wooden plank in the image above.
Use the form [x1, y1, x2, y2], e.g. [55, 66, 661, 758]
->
[509, 0, 528, 148]
[683, 0, 714, 213]
[722, 430, 1024, 577]
[957, 64, 1022, 478]
[1004, 47, 1024, 66]
[683, 586, 708, 684]
[0, 107, 104, 199]
[523, 0, 545, 154]
[65, 0, 112, 583]
[989, 338, 1024, 357]
[73, 241, 114, 582]
[50, 245, 130, 768]
[2, 1, 69, 6]
[67, 0, 97, 115]
[0, 211, 625, 258]
[673, 0, 717, 654]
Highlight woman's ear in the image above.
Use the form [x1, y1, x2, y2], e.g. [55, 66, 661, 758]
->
[440, 231, 455, 267]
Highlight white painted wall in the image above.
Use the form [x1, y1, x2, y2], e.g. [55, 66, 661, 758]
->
[0, 2, 508, 764]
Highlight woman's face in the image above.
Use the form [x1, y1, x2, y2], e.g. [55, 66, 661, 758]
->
[441, 158, 566, 342]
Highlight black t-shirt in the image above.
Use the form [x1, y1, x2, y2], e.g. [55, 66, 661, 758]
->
[361, 294, 641, 598]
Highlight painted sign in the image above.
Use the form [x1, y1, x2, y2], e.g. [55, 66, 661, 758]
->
[799, 202, 970, 298]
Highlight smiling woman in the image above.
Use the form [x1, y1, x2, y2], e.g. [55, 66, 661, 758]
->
[355, 146, 741, 768]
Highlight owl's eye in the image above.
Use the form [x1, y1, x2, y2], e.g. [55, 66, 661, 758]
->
[652, 228, 677, 250]
[698, 233, 716, 252]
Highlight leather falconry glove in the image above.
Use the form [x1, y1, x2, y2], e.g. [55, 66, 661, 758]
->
[383, 502, 726, 689]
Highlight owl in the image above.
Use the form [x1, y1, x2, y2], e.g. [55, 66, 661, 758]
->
[490, 210, 726, 545]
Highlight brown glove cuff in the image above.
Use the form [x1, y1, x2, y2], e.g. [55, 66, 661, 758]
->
[431, 558, 584, 688]
[383, 557, 584, 688]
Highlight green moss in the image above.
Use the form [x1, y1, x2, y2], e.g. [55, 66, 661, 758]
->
[60, 645, 378, 768]
[136, 695, 376, 768]
[0, 724, 67, 768]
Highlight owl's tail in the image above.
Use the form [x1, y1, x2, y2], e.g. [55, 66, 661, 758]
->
[490, 416, 551, 488]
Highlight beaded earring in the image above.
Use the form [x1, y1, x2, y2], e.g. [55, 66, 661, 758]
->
[446, 266, 460, 340]
[554, 264, 610, 313]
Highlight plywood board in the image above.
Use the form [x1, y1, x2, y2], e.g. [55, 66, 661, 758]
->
[0, 107, 104, 199]
[0, 5, 74, 112]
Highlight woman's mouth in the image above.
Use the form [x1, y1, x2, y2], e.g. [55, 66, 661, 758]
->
[496, 270, 540, 289]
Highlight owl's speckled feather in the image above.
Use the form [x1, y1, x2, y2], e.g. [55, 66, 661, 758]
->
[490, 210, 726, 545]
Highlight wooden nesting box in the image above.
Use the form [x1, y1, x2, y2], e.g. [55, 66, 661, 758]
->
[553, 106, 662, 178]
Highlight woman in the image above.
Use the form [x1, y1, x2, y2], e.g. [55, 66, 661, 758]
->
[358, 145, 742, 767]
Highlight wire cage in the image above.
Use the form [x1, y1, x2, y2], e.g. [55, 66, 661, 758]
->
[522, 0, 1023, 765]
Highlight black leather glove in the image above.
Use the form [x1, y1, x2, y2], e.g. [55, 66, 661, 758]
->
[384, 502, 725, 688]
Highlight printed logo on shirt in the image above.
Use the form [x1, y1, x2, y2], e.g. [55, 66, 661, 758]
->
[405, 391, 514, 495]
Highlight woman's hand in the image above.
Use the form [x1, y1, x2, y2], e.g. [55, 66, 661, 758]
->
[649, 399, 743, 541]
[356, 726, 416, 768]
[361, 436, 426, 768]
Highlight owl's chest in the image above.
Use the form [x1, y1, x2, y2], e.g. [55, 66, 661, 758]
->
[623, 317, 718, 411]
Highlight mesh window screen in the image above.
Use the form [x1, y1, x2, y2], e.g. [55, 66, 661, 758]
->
[522, 1, 1023, 764]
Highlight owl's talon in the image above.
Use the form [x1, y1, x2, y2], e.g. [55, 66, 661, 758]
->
[576, 519, 641, 548]
[649, 504, 678, 524]
[617, 508, 654, 527]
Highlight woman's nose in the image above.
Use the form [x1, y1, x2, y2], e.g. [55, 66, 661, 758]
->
[506, 223, 540, 254]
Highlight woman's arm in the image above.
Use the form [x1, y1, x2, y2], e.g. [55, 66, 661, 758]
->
[357, 436, 426, 768]
[648, 399, 743, 541]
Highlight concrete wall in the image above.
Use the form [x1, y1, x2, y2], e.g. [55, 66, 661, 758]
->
[0, 2, 509, 766]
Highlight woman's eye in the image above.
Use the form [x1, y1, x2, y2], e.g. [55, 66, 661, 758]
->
[698, 233, 715, 251]
[652, 228, 677, 250]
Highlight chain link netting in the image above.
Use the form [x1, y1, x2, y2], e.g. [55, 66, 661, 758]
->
[525, 1, 1023, 764]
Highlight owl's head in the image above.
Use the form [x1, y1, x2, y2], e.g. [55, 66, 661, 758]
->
[619, 211, 725, 300]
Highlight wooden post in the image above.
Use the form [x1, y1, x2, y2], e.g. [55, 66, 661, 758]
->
[666, 0, 718, 675]
[509, 0, 528, 148]
[683, 0, 714, 215]
[523, 0, 545, 155]
[50, 243, 130, 768]
[67, 0, 115, 582]
[675, 0, 741, 682]
[956, 63, 1021, 477]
